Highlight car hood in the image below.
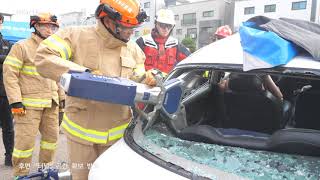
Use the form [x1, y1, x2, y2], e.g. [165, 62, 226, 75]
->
[88, 138, 188, 180]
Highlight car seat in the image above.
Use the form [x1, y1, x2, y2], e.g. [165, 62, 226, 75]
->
[222, 74, 290, 134]
[294, 80, 320, 130]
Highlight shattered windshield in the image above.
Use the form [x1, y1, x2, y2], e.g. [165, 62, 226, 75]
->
[136, 123, 320, 180]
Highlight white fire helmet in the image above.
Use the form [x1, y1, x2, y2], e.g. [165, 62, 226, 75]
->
[155, 9, 175, 25]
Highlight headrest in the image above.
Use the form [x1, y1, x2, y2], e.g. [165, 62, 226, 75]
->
[228, 74, 263, 92]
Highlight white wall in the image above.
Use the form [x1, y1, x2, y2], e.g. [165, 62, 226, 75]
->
[234, 0, 313, 30]
[169, 0, 226, 46]
[317, 0, 320, 23]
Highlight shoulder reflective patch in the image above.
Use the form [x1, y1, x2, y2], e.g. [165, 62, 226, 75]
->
[4, 56, 23, 69]
[42, 34, 72, 60]
[143, 34, 158, 49]
[165, 37, 178, 48]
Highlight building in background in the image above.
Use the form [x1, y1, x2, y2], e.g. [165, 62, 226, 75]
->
[168, 0, 233, 48]
[316, 0, 320, 23]
[0, 12, 13, 21]
[59, 10, 87, 27]
[234, 0, 319, 31]
[132, 0, 166, 40]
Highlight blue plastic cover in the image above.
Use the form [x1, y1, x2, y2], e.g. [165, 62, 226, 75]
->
[239, 22, 298, 69]
[67, 72, 137, 106]
[1, 21, 32, 43]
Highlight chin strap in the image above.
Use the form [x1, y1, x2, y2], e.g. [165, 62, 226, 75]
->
[100, 19, 129, 43]
[34, 30, 46, 40]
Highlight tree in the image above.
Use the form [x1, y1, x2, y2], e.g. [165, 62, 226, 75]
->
[181, 37, 196, 53]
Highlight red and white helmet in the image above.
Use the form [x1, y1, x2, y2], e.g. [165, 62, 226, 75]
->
[215, 25, 232, 38]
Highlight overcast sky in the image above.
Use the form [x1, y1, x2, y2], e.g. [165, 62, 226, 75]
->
[0, 0, 99, 21]
[0, 0, 203, 21]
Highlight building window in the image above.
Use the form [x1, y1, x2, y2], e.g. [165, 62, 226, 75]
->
[176, 29, 182, 35]
[292, 1, 307, 10]
[182, 13, 196, 25]
[174, 15, 179, 20]
[144, 2, 150, 8]
[244, 7, 255, 15]
[264, 4, 276, 13]
[187, 28, 197, 39]
[203, 11, 214, 17]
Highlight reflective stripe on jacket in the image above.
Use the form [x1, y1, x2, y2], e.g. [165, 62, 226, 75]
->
[62, 113, 128, 144]
[3, 33, 65, 108]
[35, 21, 145, 145]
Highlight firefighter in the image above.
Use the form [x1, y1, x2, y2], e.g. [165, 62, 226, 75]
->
[214, 25, 232, 41]
[33, 1, 150, 179]
[3, 13, 65, 178]
[136, 9, 190, 85]
[0, 13, 14, 167]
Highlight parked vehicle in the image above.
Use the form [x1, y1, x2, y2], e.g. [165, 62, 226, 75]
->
[89, 34, 320, 180]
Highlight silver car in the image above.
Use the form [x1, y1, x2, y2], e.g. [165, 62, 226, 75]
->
[89, 34, 320, 180]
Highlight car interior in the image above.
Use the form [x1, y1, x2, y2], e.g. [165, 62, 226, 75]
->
[148, 69, 320, 157]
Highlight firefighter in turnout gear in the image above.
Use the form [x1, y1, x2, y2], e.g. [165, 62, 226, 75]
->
[3, 13, 65, 178]
[34, 1, 148, 179]
[136, 9, 190, 85]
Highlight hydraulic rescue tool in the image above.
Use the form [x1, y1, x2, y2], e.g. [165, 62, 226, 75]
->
[59, 71, 187, 132]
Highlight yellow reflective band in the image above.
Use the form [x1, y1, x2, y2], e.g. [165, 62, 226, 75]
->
[42, 34, 72, 60]
[22, 98, 52, 108]
[133, 64, 146, 76]
[21, 65, 40, 76]
[62, 114, 129, 144]
[203, 71, 209, 78]
[40, 140, 57, 150]
[62, 114, 109, 144]
[108, 123, 129, 141]
[13, 148, 34, 158]
[4, 56, 23, 69]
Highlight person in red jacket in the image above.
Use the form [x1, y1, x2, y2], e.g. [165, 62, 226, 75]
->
[136, 9, 190, 80]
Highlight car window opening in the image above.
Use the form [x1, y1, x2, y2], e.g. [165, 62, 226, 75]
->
[135, 68, 320, 179]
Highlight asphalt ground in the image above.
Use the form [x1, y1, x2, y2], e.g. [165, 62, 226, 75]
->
[0, 129, 69, 180]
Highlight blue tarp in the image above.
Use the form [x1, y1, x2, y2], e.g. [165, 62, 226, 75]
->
[239, 21, 299, 71]
[1, 21, 32, 43]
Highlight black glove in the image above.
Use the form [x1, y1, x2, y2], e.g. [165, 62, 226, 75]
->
[59, 100, 65, 109]
[10, 102, 26, 115]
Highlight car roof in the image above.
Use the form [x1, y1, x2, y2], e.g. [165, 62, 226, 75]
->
[177, 34, 320, 76]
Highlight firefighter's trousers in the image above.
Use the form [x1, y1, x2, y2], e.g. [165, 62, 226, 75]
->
[0, 97, 14, 158]
[67, 138, 111, 180]
[12, 103, 59, 176]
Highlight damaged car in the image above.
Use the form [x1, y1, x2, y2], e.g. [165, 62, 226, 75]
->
[89, 34, 320, 180]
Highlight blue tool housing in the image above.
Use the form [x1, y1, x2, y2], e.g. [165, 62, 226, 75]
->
[67, 72, 137, 106]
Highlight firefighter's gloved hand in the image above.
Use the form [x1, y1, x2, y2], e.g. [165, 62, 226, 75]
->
[59, 100, 65, 110]
[11, 102, 26, 116]
[90, 69, 103, 75]
[145, 69, 157, 86]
